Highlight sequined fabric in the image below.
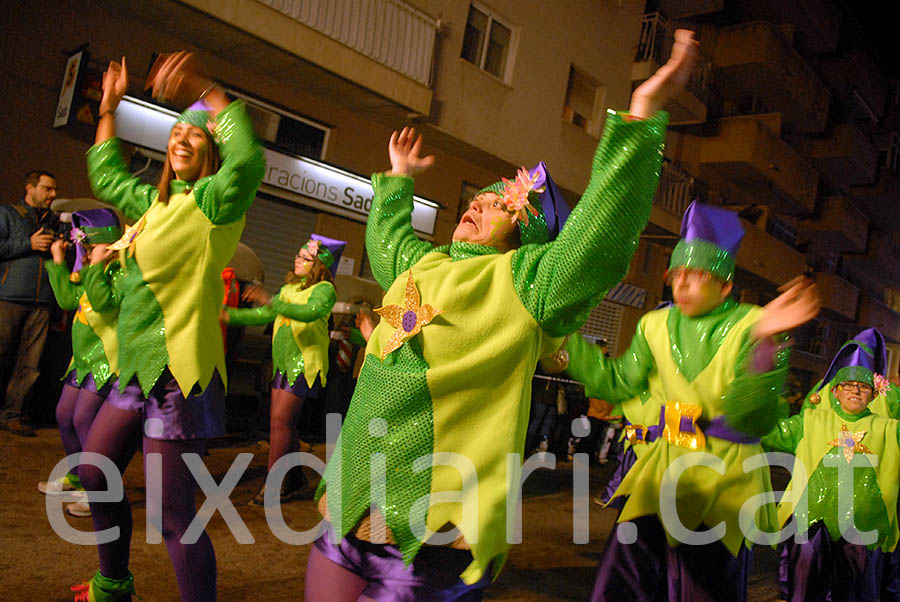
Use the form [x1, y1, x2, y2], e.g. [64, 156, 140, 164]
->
[798, 434, 894, 548]
[46, 261, 119, 389]
[512, 111, 668, 336]
[85, 100, 264, 396]
[227, 281, 334, 388]
[319, 337, 434, 565]
[669, 237, 735, 282]
[764, 399, 900, 551]
[666, 298, 751, 383]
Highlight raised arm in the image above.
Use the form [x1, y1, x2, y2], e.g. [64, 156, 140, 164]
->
[192, 98, 265, 225]
[87, 57, 157, 221]
[81, 263, 119, 314]
[512, 31, 699, 336]
[46, 263, 81, 310]
[565, 327, 655, 403]
[511, 111, 667, 334]
[365, 128, 436, 290]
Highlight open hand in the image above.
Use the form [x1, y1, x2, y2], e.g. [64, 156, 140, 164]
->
[146, 51, 213, 107]
[30, 227, 54, 252]
[753, 275, 820, 340]
[629, 29, 700, 119]
[241, 284, 271, 305]
[100, 57, 128, 115]
[387, 127, 435, 177]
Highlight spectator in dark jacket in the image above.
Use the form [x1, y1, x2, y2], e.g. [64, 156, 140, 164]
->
[0, 169, 64, 436]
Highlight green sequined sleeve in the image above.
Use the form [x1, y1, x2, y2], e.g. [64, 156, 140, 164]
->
[722, 333, 790, 437]
[366, 174, 435, 291]
[45, 261, 82, 311]
[565, 328, 654, 403]
[86, 139, 158, 222]
[81, 262, 121, 314]
[761, 412, 804, 454]
[192, 100, 266, 225]
[349, 327, 367, 346]
[226, 302, 278, 326]
[882, 384, 900, 419]
[511, 111, 668, 336]
[270, 282, 336, 322]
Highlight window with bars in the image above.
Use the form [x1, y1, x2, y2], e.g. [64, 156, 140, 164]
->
[562, 65, 606, 137]
[578, 300, 623, 353]
[461, 3, 515, 81]
[231, 90, 329, 159]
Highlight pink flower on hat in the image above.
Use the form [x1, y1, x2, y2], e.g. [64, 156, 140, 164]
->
[501, 167, 542, 226]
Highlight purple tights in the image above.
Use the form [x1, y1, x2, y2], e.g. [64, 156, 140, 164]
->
[78, 403, 217, 601]
[267, 387, 306, 472]
[55, 383, 106, 477]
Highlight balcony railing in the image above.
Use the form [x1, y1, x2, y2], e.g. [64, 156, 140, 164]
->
[257, 0, 439, 86]
[653, 160, 695, 219]
[636, 12, 711, 104]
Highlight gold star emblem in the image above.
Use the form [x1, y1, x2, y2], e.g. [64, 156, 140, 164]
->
[74, 295, 92, 325]
[827, 423, 873, 463]
[108, 214, 146, 256]
[373, 271, 441, 360]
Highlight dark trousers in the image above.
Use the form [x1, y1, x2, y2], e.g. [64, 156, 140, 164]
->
[592, 515, 751, 602]
[0, 299, 49, 421]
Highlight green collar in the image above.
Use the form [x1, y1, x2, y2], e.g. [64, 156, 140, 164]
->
[666, 298, 752, 383]
[447, 241, 501, 262]
[170, 179, 193, 195]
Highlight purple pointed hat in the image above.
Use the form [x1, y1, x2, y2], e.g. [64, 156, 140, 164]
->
[304, 233, 346, 276]
[668, 201, 744, 281]
[817, 327, 886, 390]
[70, 209, 122, 272]
[477, 161, 571, 245]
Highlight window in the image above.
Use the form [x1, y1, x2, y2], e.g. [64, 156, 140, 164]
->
[457, 181, 482, 223]
[563, 66, 606, 137]
[229, 89, 329, 160]
[461, 4, 515, 80]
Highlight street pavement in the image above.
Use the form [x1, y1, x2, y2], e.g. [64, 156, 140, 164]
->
[0, 428, 781, 600]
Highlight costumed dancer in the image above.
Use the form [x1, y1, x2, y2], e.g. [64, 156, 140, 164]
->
[222, 234, 342, 504]
[38, 209, 123, 519]
[593, 374, 665, 509]
[776, 328, 900, 601]
[566, 200, 820, 601]
[306, 30, 700, 602]
[71, 53, 264, 602]
[762, 334, 900, 602]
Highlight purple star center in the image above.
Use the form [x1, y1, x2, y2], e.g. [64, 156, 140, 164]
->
[402, 310, 418, 333]
[844, 438, 855, 447]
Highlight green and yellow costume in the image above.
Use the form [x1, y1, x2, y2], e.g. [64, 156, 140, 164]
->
[84, 100, 265, 396]
[227, 280, 336, 388]
[318, 111, 668, 583]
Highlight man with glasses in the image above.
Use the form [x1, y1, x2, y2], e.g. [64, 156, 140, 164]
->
[0, 169, 65, 436]
[763, 330, 900, 601]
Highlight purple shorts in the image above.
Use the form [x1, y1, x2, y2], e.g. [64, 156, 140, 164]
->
[272, 370, 321, 399]
[64, 371, 113, 397]
[313, 527, 491, 602]
[105, 368, 225, 440]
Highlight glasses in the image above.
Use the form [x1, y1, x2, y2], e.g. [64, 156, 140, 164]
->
[665, 267, 713, 286]
[839, 382, 873, 394]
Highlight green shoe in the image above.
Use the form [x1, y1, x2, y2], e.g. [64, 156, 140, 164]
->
[71, 571, 135, 602]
